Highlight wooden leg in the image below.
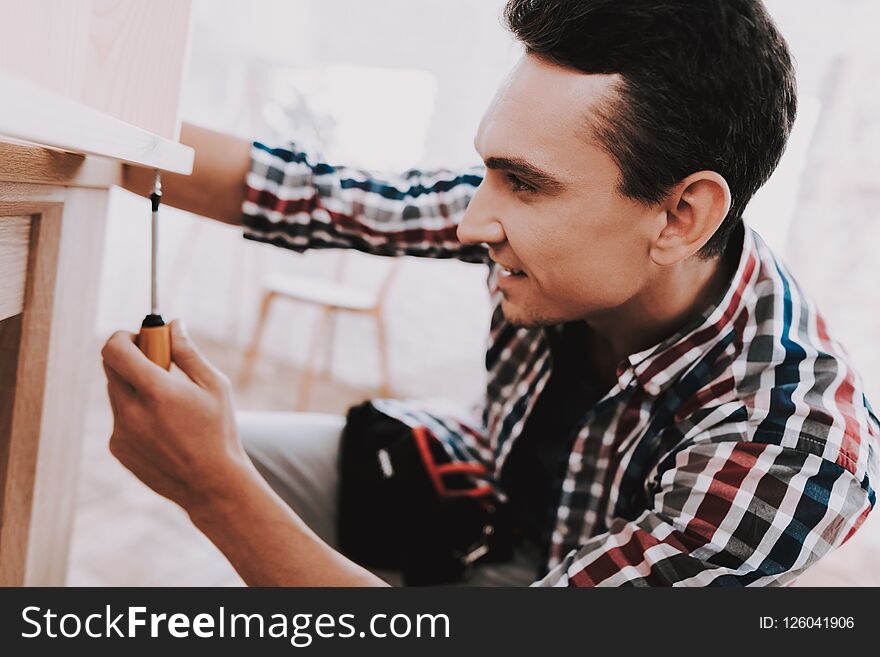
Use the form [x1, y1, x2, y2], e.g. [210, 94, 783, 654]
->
[319, 309, 337, 379]
[28, 189, 108, 586]
[238, 290, 275, 387]
[295, 307, 332, 411]
[374, 310, 392, 398]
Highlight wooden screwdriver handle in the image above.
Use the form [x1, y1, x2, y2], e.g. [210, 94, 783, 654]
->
[137, 323, 172, 370]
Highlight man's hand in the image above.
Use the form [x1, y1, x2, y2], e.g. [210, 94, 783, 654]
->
[101, 320, 247, 514]
[100, 320, 387, 586]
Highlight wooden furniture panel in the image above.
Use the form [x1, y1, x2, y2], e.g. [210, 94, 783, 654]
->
[0, 216, 30, 321]
[25, 188, 110, 585]
[0, 313, 24, 547]
[0, 0, 192, 586]
[83, 0, 193, 141]
[0, 180, 112, 585]
[0, 73, 194, 174]
[0, 0, 192, 140]
[0, 199, 63, 586]
[0, 1, 90, 102]
[0, 141, 121, 190]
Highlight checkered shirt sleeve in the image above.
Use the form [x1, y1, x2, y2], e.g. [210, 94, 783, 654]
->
[241, 141, 488, 263]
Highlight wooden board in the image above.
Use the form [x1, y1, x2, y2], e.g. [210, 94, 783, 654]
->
[0, 74, 194, 175]
[0, 141, 122, 189]
[0, 199, 62, 586]
[0, 216, 30, 322]
[0, 183, 110, 586]
[24, 188, 110, 585]
[0, 0, 193, 141]
[0, 313, 24, 539]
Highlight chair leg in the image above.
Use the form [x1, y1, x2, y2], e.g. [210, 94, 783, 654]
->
[319, 309, 337, 379]
[295, 307, 332, 411]
[238, 290, 275, 387]
[374, 310, 392, 398]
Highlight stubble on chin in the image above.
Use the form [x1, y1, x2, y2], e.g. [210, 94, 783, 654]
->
[500, 298, 566, 329]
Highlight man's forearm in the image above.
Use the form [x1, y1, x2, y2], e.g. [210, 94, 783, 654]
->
[121, 122, 251, 226]
[187, 459, 389, 587]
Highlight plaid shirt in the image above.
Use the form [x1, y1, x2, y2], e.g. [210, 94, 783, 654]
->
[243, 141, 879, 586]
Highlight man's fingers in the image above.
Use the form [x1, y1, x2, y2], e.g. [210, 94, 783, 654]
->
[103, 361, 137, 408]
[103, 361, 144, 428]
[103, 361, 152, 449]
[170, 320, 227, 390]
[101, 330, 170, 395]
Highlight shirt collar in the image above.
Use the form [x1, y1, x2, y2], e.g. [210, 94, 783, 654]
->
[618, 222, 760, 397]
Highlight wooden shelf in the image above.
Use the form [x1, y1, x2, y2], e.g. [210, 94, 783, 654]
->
[0, 72, 194, 175]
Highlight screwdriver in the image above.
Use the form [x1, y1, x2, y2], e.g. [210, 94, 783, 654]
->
[136, 169, 172, 369]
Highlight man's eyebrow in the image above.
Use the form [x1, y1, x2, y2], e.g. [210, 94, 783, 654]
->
[483, 156, 565, 191]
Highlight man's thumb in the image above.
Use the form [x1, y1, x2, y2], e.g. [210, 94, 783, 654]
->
[170, 320, 221, 388]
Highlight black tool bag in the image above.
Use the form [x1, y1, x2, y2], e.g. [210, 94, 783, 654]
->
[337, 401, 514, 586]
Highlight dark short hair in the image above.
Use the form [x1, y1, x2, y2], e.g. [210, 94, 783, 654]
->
[504, 0, 797, 258]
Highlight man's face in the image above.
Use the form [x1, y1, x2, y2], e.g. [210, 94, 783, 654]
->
[458, 54, 661, 328]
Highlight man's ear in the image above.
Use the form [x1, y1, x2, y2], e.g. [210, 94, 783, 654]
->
[649, 171, 731, 266]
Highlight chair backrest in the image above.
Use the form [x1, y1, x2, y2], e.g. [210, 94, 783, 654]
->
[331, 250, 402, 309]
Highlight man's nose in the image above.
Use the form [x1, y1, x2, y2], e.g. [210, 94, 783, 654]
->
[456, 184, 505, 246]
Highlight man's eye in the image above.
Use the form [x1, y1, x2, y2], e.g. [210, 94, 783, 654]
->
[506, 173, 535, 193]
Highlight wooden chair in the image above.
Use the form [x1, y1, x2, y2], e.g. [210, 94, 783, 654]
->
[238, 253, 402, 410]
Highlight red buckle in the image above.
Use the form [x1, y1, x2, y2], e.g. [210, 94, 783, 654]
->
[412, 425, 493, 498]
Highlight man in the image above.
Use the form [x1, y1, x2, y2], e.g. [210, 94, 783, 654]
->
[104, 0, 878, 586]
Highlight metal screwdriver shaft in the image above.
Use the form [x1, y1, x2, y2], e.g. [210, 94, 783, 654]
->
[151, 169, 160, 316]
[136, 169, 172, 369]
